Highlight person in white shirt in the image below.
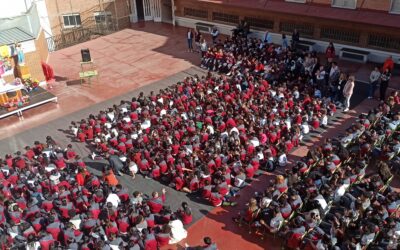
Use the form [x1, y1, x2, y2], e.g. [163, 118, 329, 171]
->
[368, 66, 381, 99]
[278, 152, 288, 167]
[106, 192, 121, 209]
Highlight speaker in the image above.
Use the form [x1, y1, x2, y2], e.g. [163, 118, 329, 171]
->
[81, 49, 91, 62]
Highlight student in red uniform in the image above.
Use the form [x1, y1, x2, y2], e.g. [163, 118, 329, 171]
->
[147, 188, 166, 214]
[178, 202, 193, 225]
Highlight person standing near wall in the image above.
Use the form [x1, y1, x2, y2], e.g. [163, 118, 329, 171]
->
[368, 66, 381, 99]
[342, 75, 355, 112]
[380, 68, 392, 101]
[187, 29, 194, 52]
[325, 42, 336, 62]
[291, 29, 300, 49]
[194, 29, 202, 53]
[211, 26, 219, 44]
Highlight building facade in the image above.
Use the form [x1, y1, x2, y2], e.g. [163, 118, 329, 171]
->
[0, 1, 49, 82]
[173, 0, 400, 63]
[45, 0, 132, 36]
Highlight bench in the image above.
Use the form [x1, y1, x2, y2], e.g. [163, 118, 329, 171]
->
[340, 48, 370, 63]
[195, 22, 214, 33]
[297, 40, 316, 52]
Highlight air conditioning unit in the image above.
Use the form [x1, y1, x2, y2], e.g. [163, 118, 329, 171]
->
[286, 0, 306, 3]
[332, 0, 356, 9]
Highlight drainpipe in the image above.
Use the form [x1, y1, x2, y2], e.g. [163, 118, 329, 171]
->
[114, 0, 119, 30]
[171, 0, 175, 26]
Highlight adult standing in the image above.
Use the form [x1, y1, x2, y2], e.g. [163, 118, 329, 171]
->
[194, 29, 202, 53]
[211, 26, 219, 44]
[264, 30, 272, 44]
[187, 29, 194, 52]
[342, 75, 355, 112]
[200, 39, 208, 58]
[325, 42, 336, 62]
[368, 66, 381, 99]
[282, 34, 289, 50]
[291, 29, 300, 49]
[380, 68, 392, 101]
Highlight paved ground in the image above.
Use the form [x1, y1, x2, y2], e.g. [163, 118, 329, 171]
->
[0, 22, 399, 250]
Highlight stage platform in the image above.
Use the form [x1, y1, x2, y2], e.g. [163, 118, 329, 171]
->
[0, 87, 57, 119]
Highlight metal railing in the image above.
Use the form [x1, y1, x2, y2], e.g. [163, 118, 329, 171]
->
[45, 20, 117, 52]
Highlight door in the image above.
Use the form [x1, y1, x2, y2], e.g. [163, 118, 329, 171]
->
[143, 0, 153, 21]
[161, 0, 173, 23]
[135, 0, 145, 21]
[153, 0, 162, 22]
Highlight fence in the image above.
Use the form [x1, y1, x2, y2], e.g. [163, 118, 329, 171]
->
[46, 22, 117, 52]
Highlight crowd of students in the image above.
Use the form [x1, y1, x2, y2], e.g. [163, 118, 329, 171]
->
[0, 138, 204, 249]
[234, 92, 400, 249]
[71, 44, 343, 208]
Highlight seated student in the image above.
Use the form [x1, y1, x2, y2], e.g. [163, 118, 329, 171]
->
[168, 214, 187, 244]
[261, 206, 284, 233]
[178, 202, 193, 225]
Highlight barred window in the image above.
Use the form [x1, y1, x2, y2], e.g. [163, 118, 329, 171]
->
[285, 0, 306, 3]
[279, 22, 314, 37]
[331, 0, 357, 9]
[390, 0, 400, 13]
[320, 27, 360, 44]
[183, 8, 208, 19]
[212, 12, 239, 24]
[368, 34, 400, 50]
[244, 17, 274, 29]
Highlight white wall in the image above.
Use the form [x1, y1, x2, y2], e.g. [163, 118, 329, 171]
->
[0, 0, 32, 18]
[175, 16, 400, 64]
[0, 0, 52, 37]
[33, 0, 52, 37]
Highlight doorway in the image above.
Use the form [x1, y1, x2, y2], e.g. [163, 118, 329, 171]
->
[136, 0, 145, 20]
[161, 0, 173, 23]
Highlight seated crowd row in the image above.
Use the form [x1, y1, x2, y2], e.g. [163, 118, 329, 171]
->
[71, 34, 348, 209]
[234, 92, 400, 250]
[0, 138, 222, 249]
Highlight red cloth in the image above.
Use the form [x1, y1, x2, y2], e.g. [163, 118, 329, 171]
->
[41, 62, 54, 81]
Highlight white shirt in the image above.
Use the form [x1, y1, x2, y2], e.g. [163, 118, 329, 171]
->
[302, 124, 310, 134]
[270, 213, 284, 229]
[314, 194, 328, 210]
[278, 154, 288, 167]
[106, 193, 121, 208]
[141, 120, 151, 129]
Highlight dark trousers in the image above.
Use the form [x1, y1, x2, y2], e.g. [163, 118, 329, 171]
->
[380, 81, 389, 100]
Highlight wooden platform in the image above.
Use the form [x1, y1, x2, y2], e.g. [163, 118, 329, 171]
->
[0, 87, 57, 119]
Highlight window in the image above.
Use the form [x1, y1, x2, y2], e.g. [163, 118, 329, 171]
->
[62, 14, 81, 28]
[390, 0, 400, 13]
[183, 8, 208, 19]
[94, 11, 112, 24]
[368, 33, 400, 51]
[285, 0, 306, 3]
[244, 17, 274, 29]
[320, 27, 360, 44]
[279, 22, 314, 38]
[331, 0, 357, 9]
[212, 12, 239, 24]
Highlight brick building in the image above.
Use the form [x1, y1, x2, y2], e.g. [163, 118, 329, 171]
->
[44, 0, 132, 49]
[173, 0, 400, 63]
[0, 3, 48, 83]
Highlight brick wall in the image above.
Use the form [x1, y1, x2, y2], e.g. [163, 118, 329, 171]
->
[177, 0, 400, 52]
[45, 0, 131, 37]
[2, 30, 48, 83]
